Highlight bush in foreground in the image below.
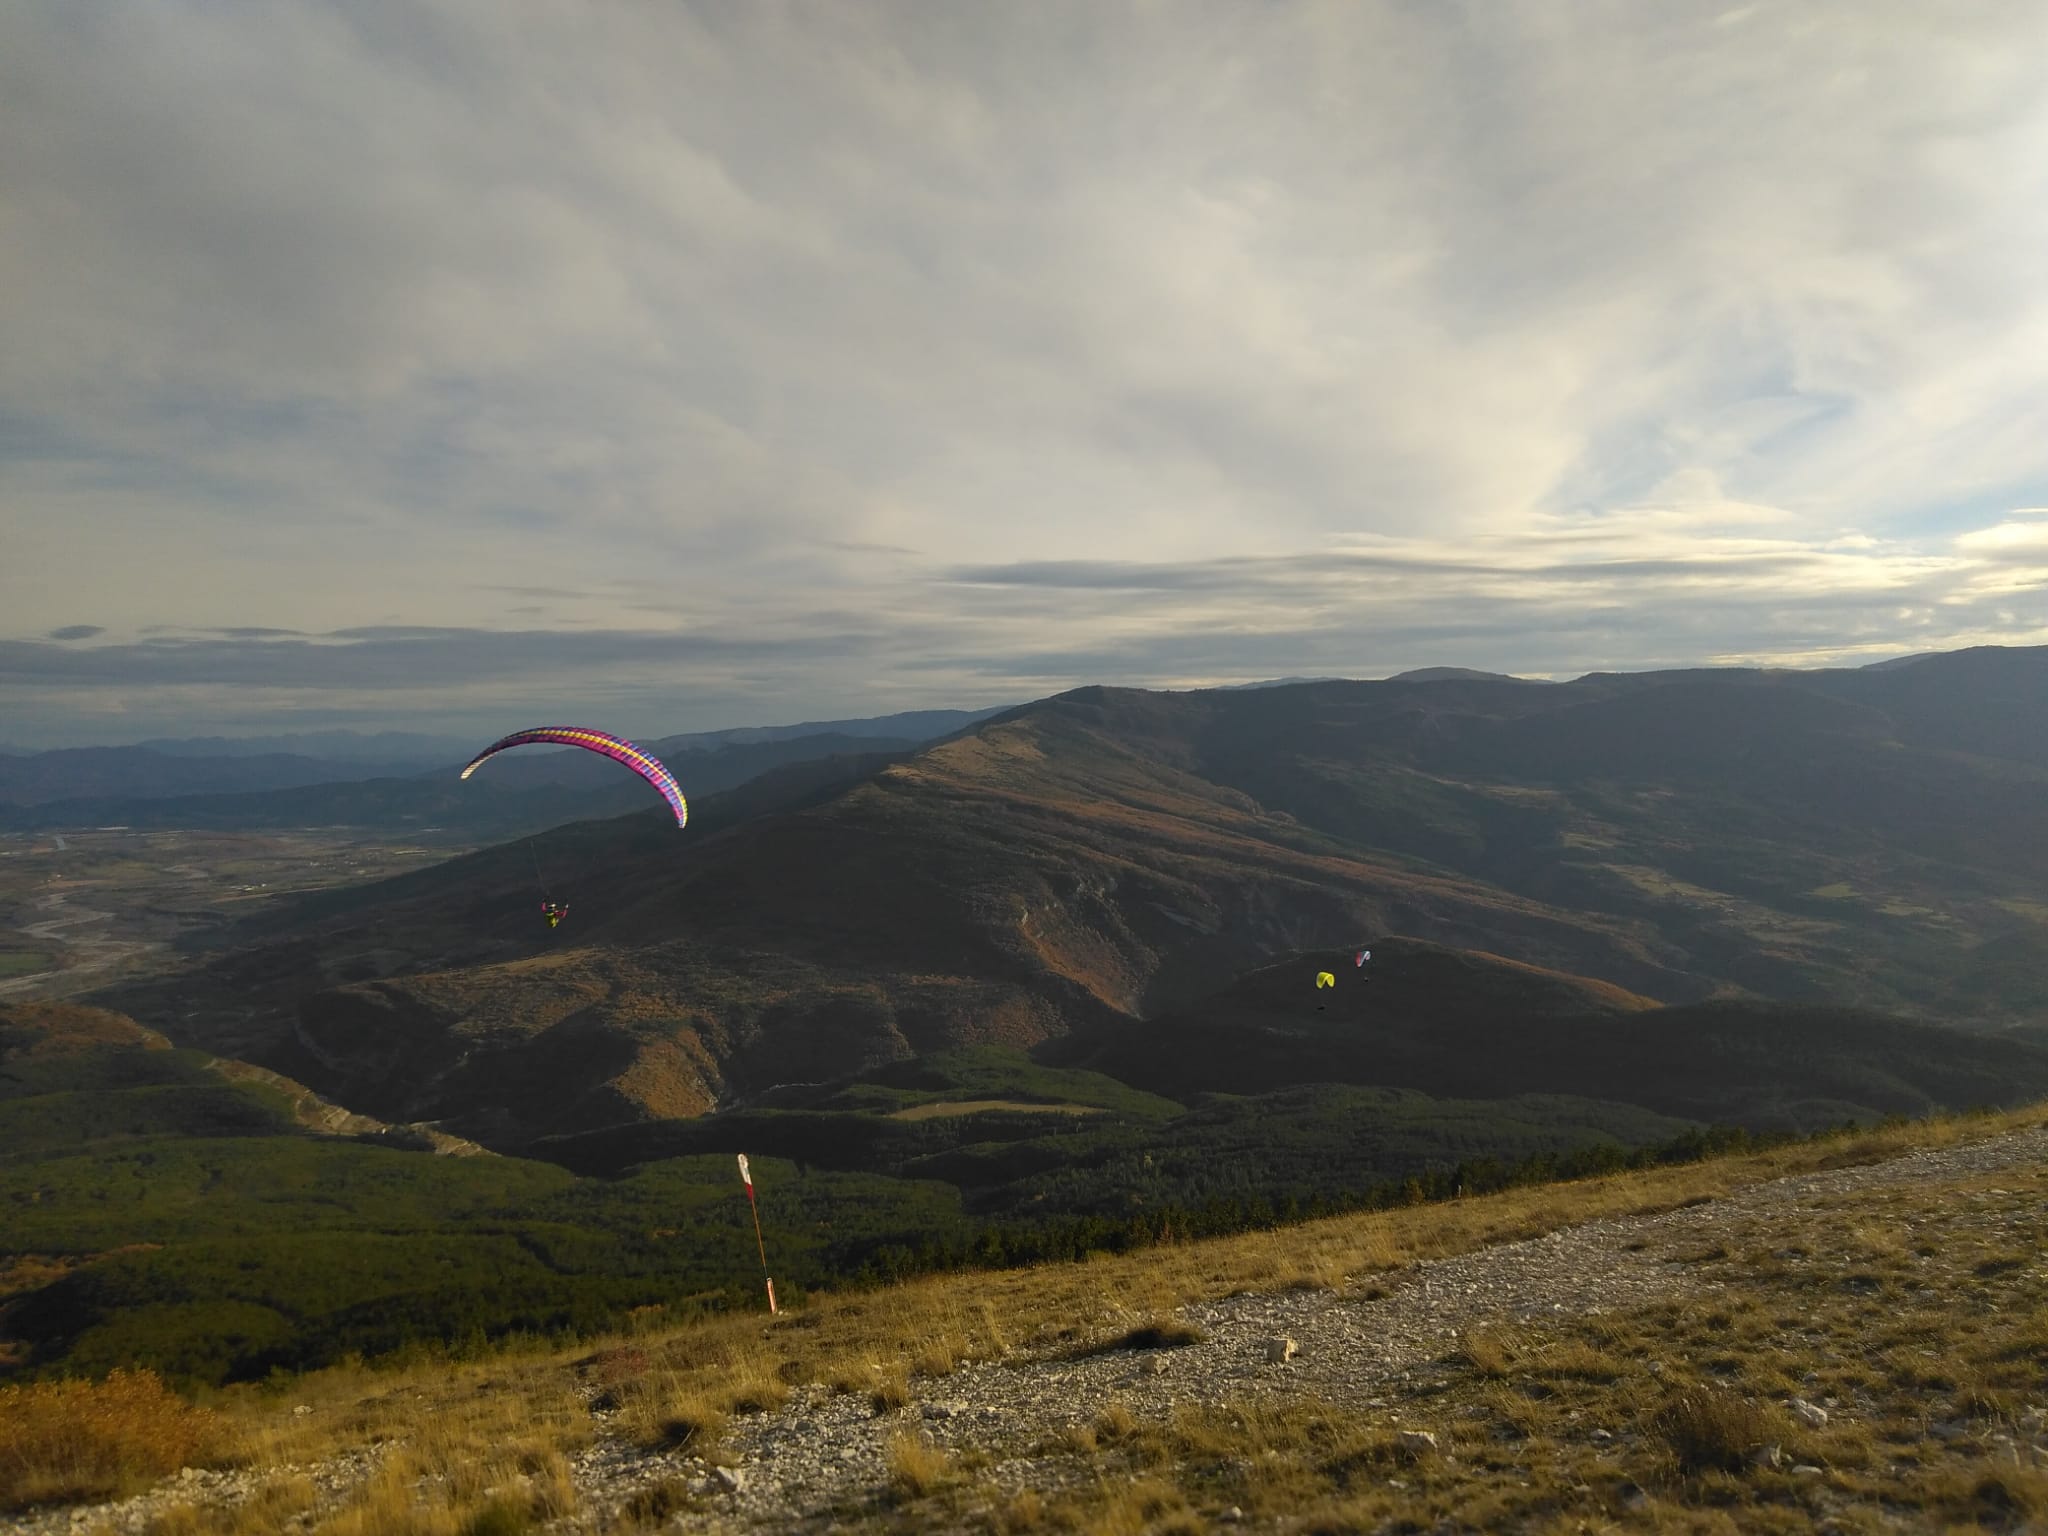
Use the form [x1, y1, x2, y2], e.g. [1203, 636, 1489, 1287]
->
[0, 1367, 223, 1512]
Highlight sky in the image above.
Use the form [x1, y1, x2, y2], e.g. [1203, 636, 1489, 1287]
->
[4, 1, 2047, 748]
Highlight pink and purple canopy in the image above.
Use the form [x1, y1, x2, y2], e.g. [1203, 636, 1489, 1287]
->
[459, 726, 687, 828]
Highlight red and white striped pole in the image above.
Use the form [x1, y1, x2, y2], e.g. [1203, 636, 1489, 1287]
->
[737, 1153, 776, 1314]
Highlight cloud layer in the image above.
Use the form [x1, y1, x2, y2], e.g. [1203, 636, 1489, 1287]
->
[3, 1, 2046, 743]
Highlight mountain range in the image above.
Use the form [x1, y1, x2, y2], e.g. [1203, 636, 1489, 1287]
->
[86, 646, 2048, 1154]
[0, 706, 1003, 826]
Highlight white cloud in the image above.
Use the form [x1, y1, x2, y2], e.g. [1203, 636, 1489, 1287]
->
[2, 0, 2046, 740]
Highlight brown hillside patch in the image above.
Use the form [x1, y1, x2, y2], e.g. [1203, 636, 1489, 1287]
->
[886, 1099, 1106, 1121]
[0, 1001, 170, 1057]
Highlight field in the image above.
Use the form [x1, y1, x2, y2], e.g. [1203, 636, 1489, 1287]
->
[0, 829, 474, 1002]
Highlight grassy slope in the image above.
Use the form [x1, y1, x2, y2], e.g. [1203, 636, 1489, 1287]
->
[22, 1097, 2039, 1531]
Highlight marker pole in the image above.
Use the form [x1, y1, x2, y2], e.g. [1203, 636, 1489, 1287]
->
[737, 1153, 777, 1314]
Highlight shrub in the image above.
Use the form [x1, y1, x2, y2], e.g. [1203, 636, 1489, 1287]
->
[887, 1431, 950, 1500]
[0, 1368, 223, 1512]
[1650, 1388, 1778, 1474]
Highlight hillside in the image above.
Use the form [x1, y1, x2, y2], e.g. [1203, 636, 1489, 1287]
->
[1070, 938, 2048, 1130]
[83, 649, 2048, 1149]
[6, 1103, 2043, 1533]
[0, 993, 1711, 1387]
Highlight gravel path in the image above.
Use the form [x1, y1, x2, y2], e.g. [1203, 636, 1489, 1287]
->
[578, 1122, 2048, 1531]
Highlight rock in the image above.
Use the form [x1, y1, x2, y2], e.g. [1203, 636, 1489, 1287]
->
[1145, 1355, 1169, 1376]
[1265, 1336, 1298, 1364]
[1397, 1430, 1439, 1456]
[293, 1405, 312, 1417]
[1618, 1481, 1648, 1509]
[1791, 1464, 1825, 1479]
[1589, 1428, 1613, 1443]
[1220, 1509, 1243, 1523]
[921, 1402, 957, 1420]
[1750, 1443, 1782, 1470]
[1789, 1398, 1829, 1428]
[712, 1466, 746, 1494]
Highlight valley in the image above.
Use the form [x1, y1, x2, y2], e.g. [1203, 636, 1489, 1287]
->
[0, 829, 473, 1002]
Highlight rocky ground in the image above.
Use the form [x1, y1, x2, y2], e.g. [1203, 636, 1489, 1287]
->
[11, 1123, 2047, 1534]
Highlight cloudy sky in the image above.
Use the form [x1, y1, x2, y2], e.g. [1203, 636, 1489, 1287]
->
[4, 1, 2047, 747]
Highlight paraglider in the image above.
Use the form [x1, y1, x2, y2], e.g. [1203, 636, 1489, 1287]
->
[1315, 971, 1336, 989]
[462, 726, 687, 931]
[460, 726, 688, 828]
[1355, 949, 1370, 968]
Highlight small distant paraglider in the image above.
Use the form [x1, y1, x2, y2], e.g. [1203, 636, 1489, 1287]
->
[542, 902, 568, 929]
[1355, 948, 1370, 968]
[1315, 970, 1336, 989]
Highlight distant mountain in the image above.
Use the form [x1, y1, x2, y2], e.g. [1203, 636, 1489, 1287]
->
[1210, 676, 1353, 690]
[654, 705, 1011, 750]
[133, 730, 475, 762]
[0, 705, 1005, 823]
[1387, 667, 1549, 684]
[0, 733, 919, 836]
[89, 646, 2048, 1150]
[0, 747, 434, 807]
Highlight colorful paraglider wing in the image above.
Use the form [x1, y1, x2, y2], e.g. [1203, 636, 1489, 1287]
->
[1315, 970, 1336, 989]
[460, 727, 688, 827]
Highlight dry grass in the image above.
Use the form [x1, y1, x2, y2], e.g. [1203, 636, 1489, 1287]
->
[0, 1368, 224, 1512]
[1649, 1387, 1789, 1473]
[886, 1429, 952, 1501]
[26, 1099, 2046, 1529]
[868, 1365, 914, 1416]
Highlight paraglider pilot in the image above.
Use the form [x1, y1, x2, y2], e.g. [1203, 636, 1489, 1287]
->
[542, 902, 567, 929]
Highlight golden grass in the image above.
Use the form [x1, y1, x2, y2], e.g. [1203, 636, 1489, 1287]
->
[886, 1429, 952, 1500]
[30, 1098, 2046, 1529]
[0, 1368, 224, 1512]
[868, 1366, 914, 1416]
[1649, 1387, 1790, 1473]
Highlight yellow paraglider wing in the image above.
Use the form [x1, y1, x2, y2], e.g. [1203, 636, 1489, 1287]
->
[1315, 971, 1336, 989]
